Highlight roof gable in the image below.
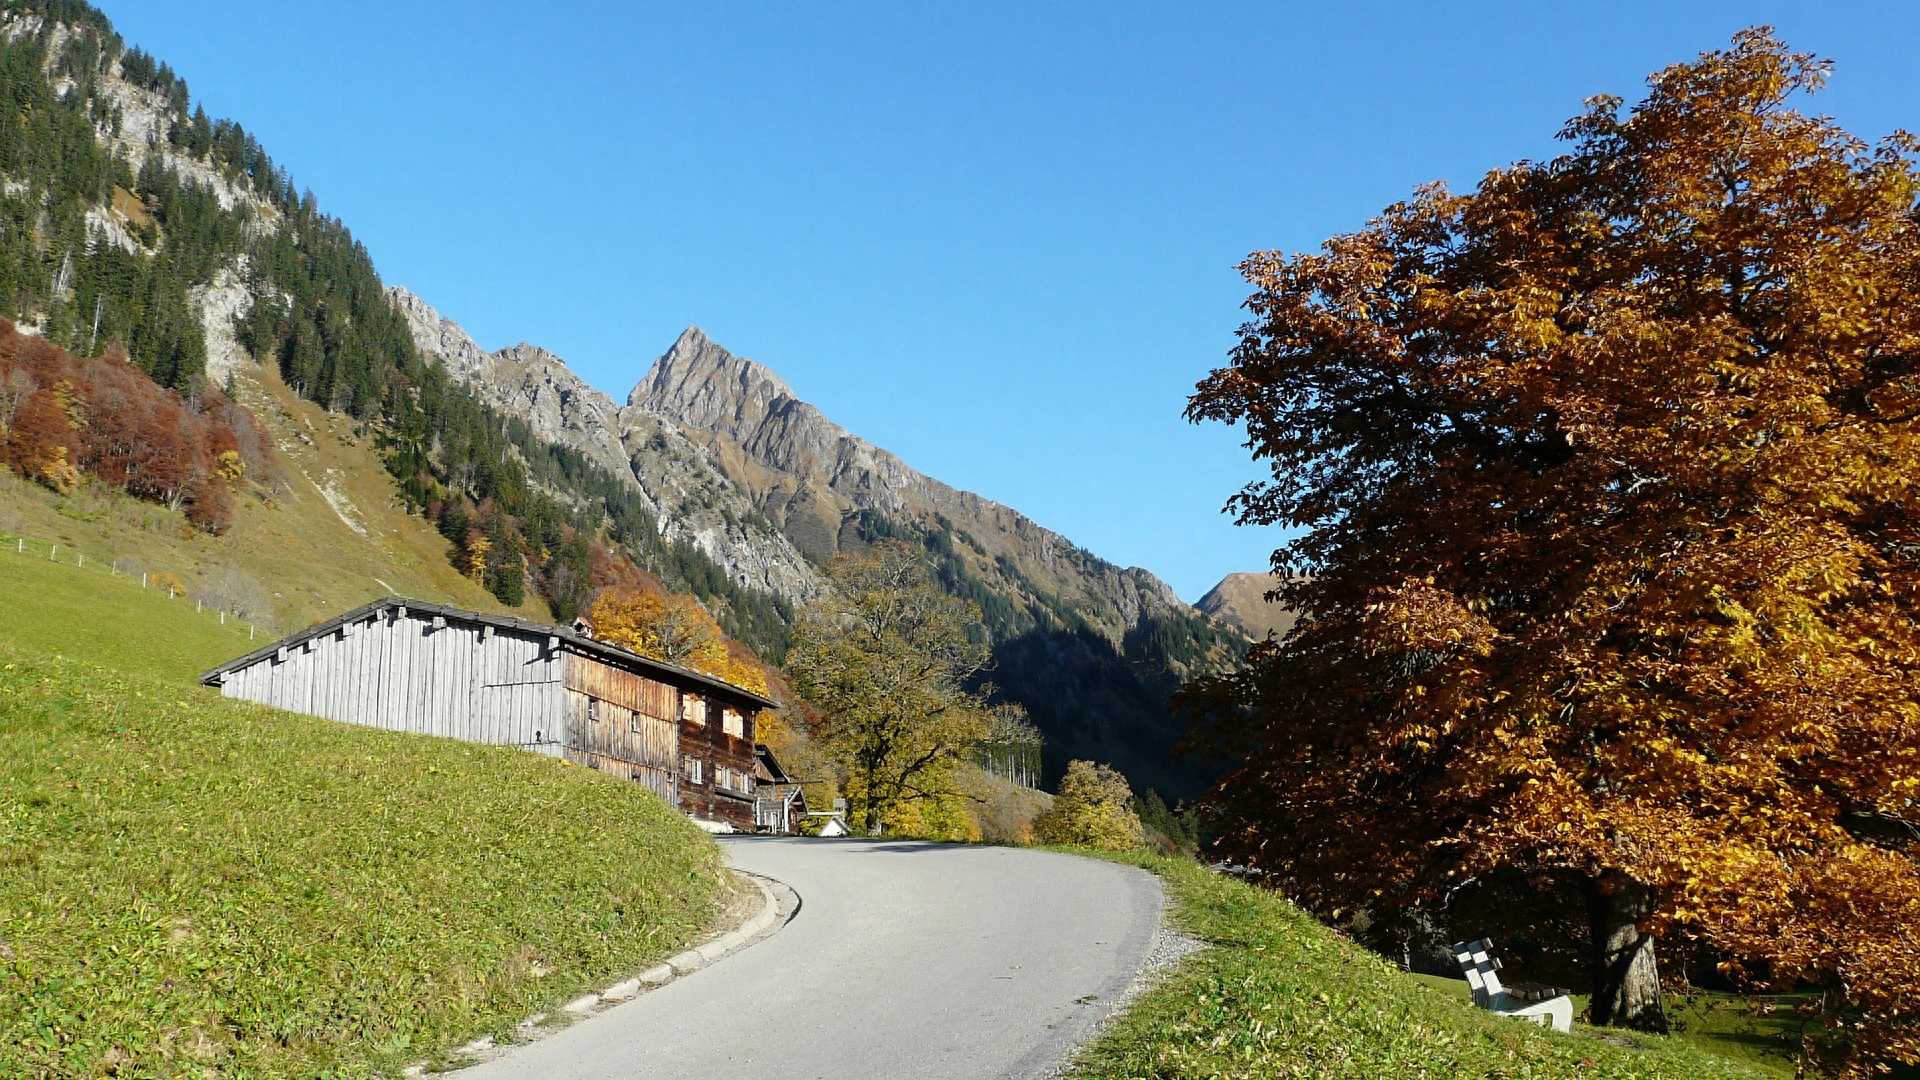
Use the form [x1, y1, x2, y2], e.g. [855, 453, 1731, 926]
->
[198, 596, 778, 710]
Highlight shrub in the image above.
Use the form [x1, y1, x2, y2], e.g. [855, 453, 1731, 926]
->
[1034, 760, 1146, 851]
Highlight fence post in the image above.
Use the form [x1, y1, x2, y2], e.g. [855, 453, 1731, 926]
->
[141, 572, 147, 588]
[249, 623, 255, 640]
[76, 553, 82, 568]
[49, 545, 55, 561]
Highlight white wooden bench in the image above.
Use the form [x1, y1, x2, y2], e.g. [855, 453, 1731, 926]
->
[1450, 938, 1573, 1032]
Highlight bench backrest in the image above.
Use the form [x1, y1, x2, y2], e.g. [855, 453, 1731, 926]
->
[1450, 938, 1506, 1007]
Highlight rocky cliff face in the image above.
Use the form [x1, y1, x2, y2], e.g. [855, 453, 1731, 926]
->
[628, 327, 1189, 640]
[392, 303, 1240, 795]
[387, 288, 823, 603]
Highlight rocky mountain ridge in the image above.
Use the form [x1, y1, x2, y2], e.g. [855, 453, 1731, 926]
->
[627, 327, 1189, 632]
[392, 298, 1241, 796]
[386, 288, 822, 604]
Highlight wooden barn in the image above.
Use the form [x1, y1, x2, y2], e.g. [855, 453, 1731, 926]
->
[199, 597, 777, 831]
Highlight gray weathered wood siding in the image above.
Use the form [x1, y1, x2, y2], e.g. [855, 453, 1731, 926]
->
[216, 609, 567, 755]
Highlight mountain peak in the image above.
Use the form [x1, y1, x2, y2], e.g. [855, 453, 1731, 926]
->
[1196, 571, 1297, 640]
[497, 342, 564, 367]
[628, 328, 797, 416]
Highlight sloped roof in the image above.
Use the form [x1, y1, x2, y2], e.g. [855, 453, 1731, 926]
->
[198, 596, 778, 710]
[754, 743, 797, 784]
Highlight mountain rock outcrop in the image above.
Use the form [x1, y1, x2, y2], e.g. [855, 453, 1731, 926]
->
[628, 328, 1190, 639]
[387, 288, 823, 604]
[398, 312, 1242, 795]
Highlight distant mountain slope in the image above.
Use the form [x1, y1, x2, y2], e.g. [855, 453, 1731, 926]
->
[1197, 572, 1298, 641]
[395, 304, 1244, 796]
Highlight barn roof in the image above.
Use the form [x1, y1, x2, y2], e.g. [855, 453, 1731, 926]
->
[754, 743, 797, 784]
[198, 596, 779, 710]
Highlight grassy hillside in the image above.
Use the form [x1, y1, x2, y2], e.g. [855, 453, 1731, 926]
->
[1195, 571, 1299, 641]
[1070, 854, 1793, 1080]
[0, 535, 724, 1079]
[0, 531, 258, 680]
[0, 355, 532, 638]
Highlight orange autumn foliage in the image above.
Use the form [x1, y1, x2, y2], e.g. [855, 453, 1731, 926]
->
[0, 320, 267, 531]
[587, 585, 769, 696]
[1184, 31, 1919, 1073]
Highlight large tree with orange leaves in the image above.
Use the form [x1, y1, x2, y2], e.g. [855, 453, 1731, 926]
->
[588, 586, 768, 695]
[1183, 31, 1920, 1070]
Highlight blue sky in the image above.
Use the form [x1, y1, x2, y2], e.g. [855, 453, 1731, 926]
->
[102, 1, 1920, 601]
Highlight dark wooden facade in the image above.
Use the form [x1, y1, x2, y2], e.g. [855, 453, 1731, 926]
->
[200, 597, 776, 829]
[675, 692, 759, 830]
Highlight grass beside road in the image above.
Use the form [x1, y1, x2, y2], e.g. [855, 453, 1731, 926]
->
[1068, 853, 1788, 1080]
[0, 554, 724, 1079]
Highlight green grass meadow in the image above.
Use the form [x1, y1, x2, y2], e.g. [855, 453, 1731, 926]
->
[1068, 853, 1797, 1080]
[0, 531, 263, 682]
[0, 542, 724, 1078]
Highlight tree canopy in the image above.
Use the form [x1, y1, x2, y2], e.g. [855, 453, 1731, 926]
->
[587, 585, 768, 695]
[785, 539, 994, 836]
[1033, 760, 1146, 851]
[1183, 30, 1920, 1071]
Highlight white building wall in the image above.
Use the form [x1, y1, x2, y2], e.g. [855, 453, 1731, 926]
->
[218, 609, 568, 754]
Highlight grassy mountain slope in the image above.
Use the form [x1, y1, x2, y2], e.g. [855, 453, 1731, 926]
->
[1195, 571, 1298, 641]
[0, 518, 725, 1080]
[1071, 853, 1792, 1080]
[0, 519, 259, 678]
[0, 349, 526, 636]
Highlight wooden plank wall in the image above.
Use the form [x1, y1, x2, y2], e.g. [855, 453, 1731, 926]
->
[562, 653, 678, 802]
[218, 611, 566, 754]
[678, 692, 760, 829]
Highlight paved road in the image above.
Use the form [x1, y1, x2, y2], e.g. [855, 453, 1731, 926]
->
[461, 837, 1163, 1080]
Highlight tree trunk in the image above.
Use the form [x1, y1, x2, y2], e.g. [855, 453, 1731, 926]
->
[1588, 871, 1668, 1032]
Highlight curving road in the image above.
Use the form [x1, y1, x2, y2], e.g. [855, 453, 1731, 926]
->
[459, 837, 1164, 1080]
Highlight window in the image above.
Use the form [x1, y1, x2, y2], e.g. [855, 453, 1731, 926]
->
[710, 766, 754, 795]
[722, 708, 744, 739]
[683, 757, 704, 785]
[587, 698, 601, 722]
[682, 694, 706, 725]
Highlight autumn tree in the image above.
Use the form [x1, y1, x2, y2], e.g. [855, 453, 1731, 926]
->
[1033, 760, 1146, 851]
[1183, 31, 1920, 1070]
[588, 585, 769, 694]
[785, 539, 994, 836]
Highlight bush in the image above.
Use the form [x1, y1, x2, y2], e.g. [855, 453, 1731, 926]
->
[1034, 760, 1146, 851]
